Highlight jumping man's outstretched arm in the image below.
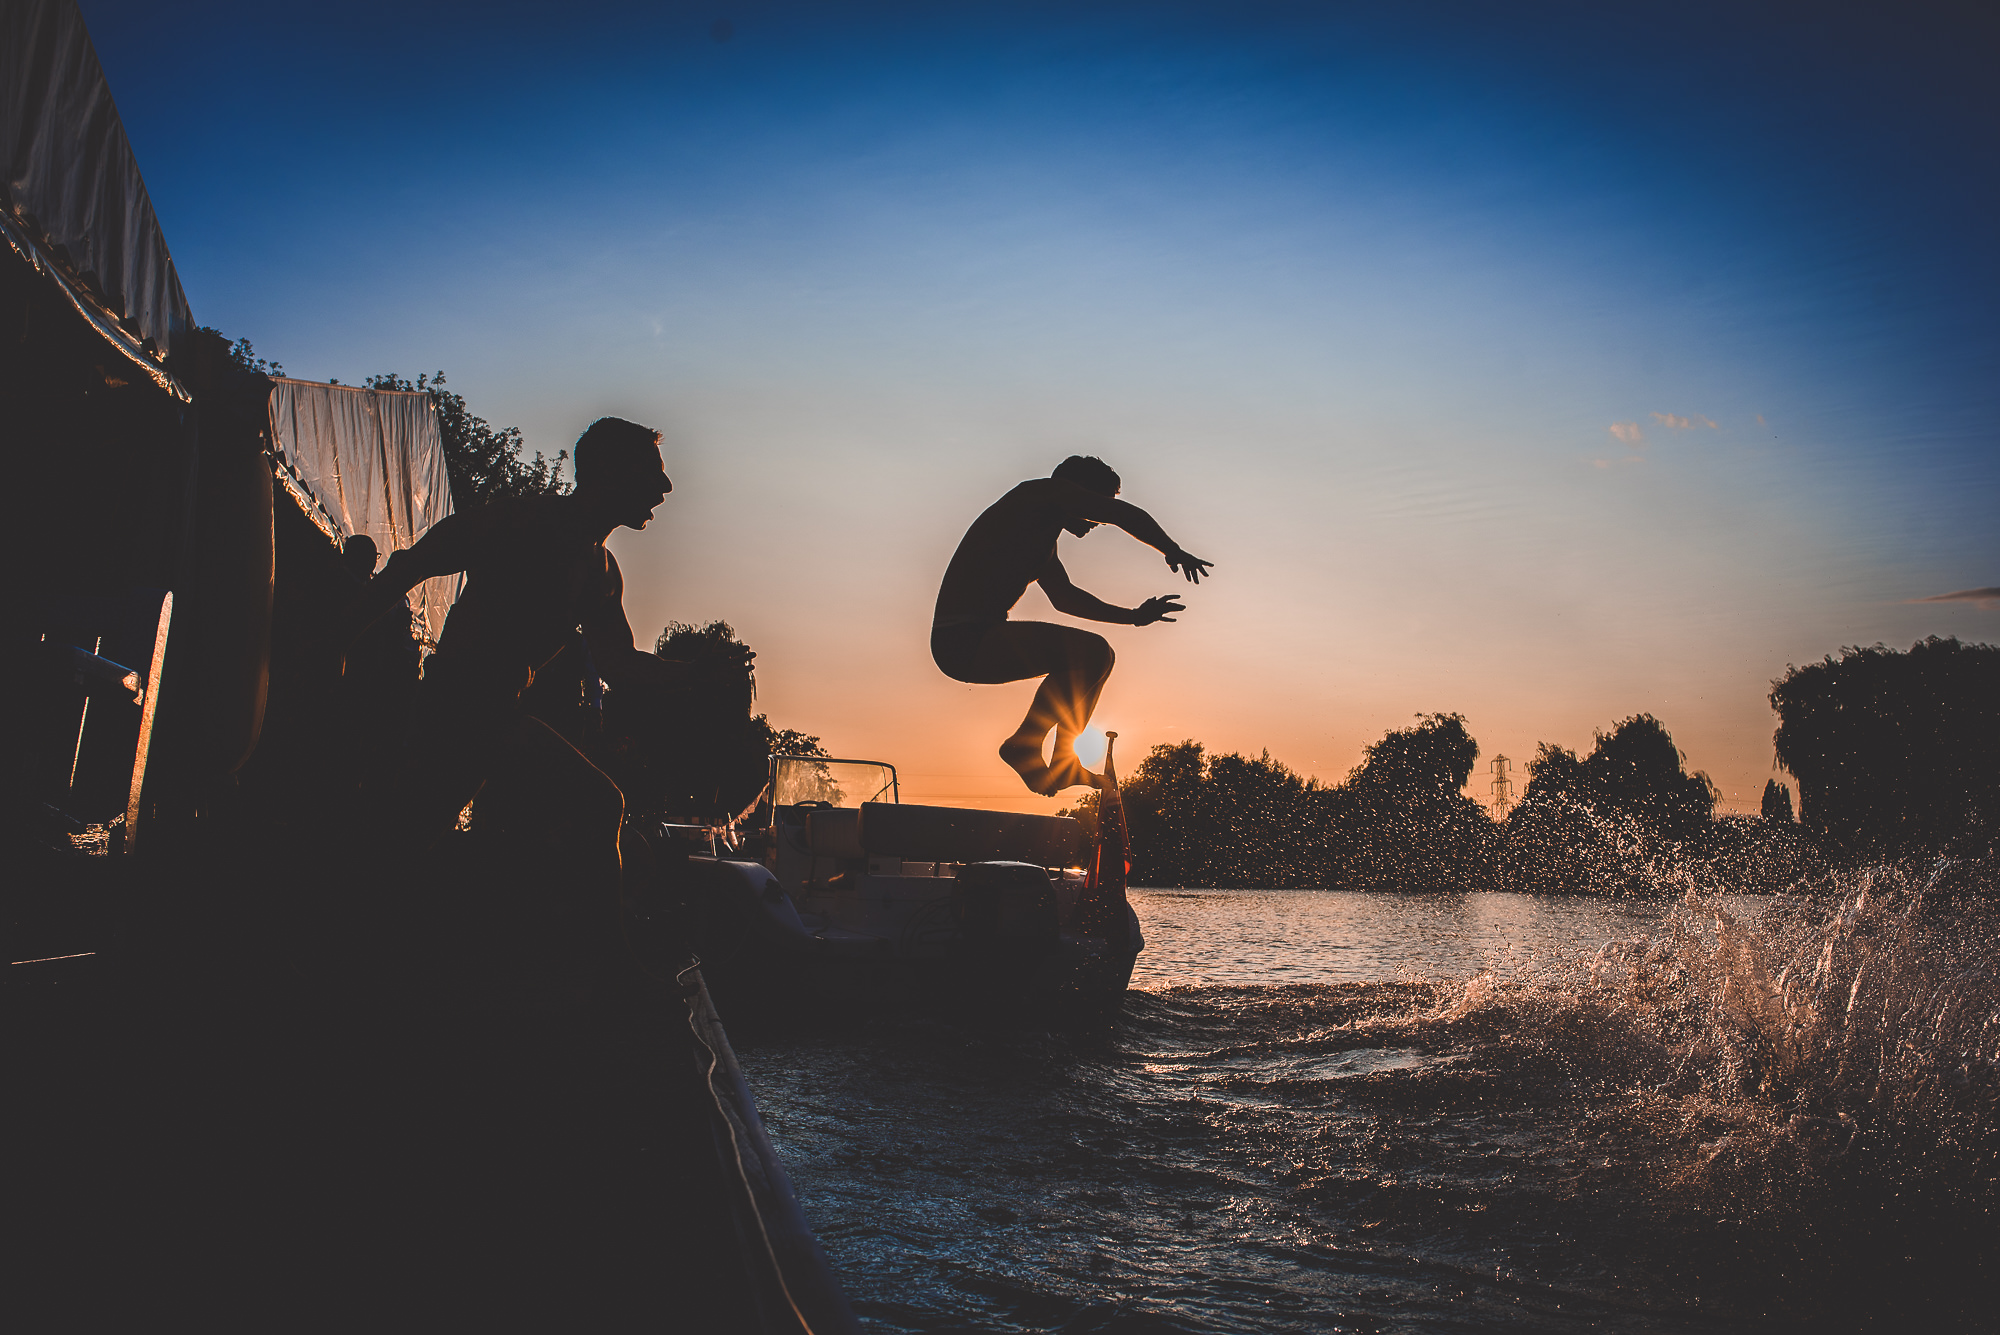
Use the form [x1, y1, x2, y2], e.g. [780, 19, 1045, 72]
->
[1045, 478, 1214, 583]
[1039, 556, 1185, 626]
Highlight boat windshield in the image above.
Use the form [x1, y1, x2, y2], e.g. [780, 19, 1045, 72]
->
[770, 755, 897, 808]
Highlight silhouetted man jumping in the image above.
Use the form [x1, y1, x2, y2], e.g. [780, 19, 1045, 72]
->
[932, 456, 1212, 795]
[363, 417, 691, 946]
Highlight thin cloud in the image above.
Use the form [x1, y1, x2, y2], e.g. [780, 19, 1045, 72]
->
[1609, 421, 1643, 444]
[1651, 411, 1717, 430]
[1912, 587, 2000, 610]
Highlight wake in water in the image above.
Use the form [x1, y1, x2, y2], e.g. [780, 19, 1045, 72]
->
[739, 864, 1998, 1334]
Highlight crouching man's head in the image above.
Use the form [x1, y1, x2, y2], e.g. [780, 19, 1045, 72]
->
[574, 417, 671, 530]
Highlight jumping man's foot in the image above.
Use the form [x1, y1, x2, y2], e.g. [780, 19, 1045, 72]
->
[1014, 763, 1096, 796]
[1001, 734, 1098, 794]
[1043, 748, 1101, 794]
[1000, 732, 1050, 792]
[1012, 763, 1056, 795]
[1000, 733, 1044, 769]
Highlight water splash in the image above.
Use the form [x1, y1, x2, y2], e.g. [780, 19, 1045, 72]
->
[1392, 857, 2000, 1232]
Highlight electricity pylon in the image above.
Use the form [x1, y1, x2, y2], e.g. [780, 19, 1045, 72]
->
[1489, 754, 1515, 819]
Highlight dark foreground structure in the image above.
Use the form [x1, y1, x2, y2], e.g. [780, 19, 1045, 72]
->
[5, 4, 854, 1327]
[13, 844, 857, 1331]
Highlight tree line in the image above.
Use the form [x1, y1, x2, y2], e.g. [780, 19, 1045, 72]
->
[1059, 637, 1998, 893]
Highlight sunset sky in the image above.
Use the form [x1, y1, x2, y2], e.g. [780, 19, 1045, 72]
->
[83, 0, 1998, 814]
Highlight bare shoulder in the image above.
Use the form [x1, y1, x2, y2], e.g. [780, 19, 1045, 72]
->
[998, 477, 1053, 504]
[464, 491, 557, 535]
[517, 491, 571, 525]
[996, 477, 1074, 516]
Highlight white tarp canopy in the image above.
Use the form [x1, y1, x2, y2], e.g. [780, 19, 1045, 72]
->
[3, 0, 193, 397]
[267, 378, 460, 647]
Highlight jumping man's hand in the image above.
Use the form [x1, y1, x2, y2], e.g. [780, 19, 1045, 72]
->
[1133, 595, 1186, 625]
[1166, 547, 1213, 584]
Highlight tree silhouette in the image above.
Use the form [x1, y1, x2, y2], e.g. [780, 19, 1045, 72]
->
[590, 619, 822, 820]
[1580, 714, 1719, 840]
[1335, 713, 1496, 892]
[1203, 749, 1322, 887]
[1520, 742, 1587, 803]
[1081, 741, 1324, 887]
[197, 326, 283, 377]
[1347, 712, 1479, 798]
[1510, 719, 1715, 837]
[1115, 740, 1211, 886]
[654, 620, 828, 765]
[1502, 716, 1717, 893]
[1771, 637, 2000, 857]
[1761, 779, 1794, 824]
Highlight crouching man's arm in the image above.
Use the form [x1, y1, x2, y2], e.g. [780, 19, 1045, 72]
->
[342, 508, 500, 647]
[375, 507, 492, 596]
[583, 553, 753, 696]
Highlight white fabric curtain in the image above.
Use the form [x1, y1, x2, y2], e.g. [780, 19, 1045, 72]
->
[267, 378, 461, 647]
[4, 0, 194, 377]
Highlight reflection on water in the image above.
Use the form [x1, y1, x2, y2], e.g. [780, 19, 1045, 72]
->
[735, 883, 1993, 1334]
[1129, 888, 1767, 989]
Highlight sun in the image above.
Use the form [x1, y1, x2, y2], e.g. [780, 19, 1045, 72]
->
[1073, 725, 1109, 770]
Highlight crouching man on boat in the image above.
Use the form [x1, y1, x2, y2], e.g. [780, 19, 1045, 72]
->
[356, 417, 699, 947]
[933, 456, 1212, 795]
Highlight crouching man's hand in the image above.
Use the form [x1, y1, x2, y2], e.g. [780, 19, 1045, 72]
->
[1132, 595, 1186, 625]
[622, 648, 756, 693]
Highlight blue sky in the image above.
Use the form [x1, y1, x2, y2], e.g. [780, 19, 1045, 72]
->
[81, 0, 2000, 810]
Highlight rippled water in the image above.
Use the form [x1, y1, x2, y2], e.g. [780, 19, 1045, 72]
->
[1126, 890, 1764, 991]
[730, 888, 1981, 1333]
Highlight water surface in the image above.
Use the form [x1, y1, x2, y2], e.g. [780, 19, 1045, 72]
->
[1127, 889, 1761, 990]
[733, 889, 1877, 1334]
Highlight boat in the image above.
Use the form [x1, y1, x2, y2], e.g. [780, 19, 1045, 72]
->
[662, 736, 1144, 1010]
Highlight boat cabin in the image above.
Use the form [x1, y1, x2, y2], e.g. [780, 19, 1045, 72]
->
[766, 754, 1083, 873]
[760, 752, 1090, 941]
